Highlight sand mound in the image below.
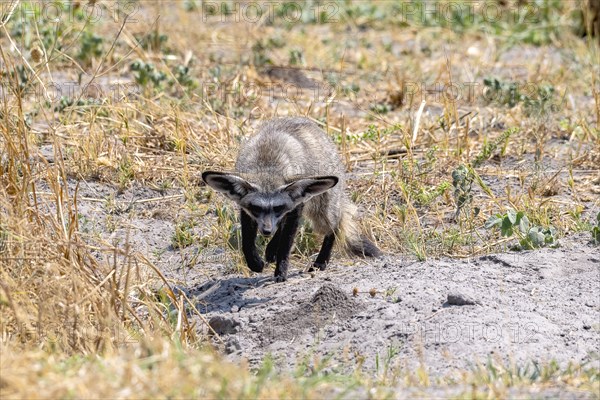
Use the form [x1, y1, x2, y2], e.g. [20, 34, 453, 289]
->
[309, 283, 356, 318]
[261, 284, 362, 343]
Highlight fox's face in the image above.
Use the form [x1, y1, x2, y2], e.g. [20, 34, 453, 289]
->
[238, 192, 293, 236]
[202, 171, 338, 236]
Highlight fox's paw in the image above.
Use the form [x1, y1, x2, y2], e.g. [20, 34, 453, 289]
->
[309, 261, 327, 272]
[247, 258, 265, 273]
[274, 261, 289, 282]
[265, 247, 277, 263]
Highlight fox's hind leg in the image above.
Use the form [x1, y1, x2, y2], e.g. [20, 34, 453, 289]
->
[273, 205, 303, 282]
[310, 232, 336, 271]
[241, 210, 264, 273]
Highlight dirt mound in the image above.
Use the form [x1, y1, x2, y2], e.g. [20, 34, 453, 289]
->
[309, 283, 357, 317]
[261, 284, 362, 344]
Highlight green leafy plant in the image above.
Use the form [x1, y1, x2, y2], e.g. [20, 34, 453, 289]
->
[472, 128, 517, 168]
[78, 31, 104, 64]
[369, 103, 390, 115]
[172, 65, 197, 90]
[1, 65, 30, 94]
[54, 96, 101, 113]
[251, 40, 273, 67]
[483, 78, 559, 118]
[592, 212, 600, 245]
[172, 221, 196, 249]
[117, 158, 135, 189]
[416, 181, 451, 206]
[130, 60, 167, 88]
[452, 128, 517, 219]
[288, 49, 305, 66]
[451, 164, 474, 219]
[485, 210, 557, 250]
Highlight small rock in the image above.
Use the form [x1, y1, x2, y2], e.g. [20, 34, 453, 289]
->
[467, 46, 481, 56]
[208, 315, 240, 336]
[38, 145, 55, 163]
[231, 305, 240, 313]
[225, 337, 241, 354]
[583, 325, 591, 330]
[447, 292, 481, 306]
[172, 285, 191, 297]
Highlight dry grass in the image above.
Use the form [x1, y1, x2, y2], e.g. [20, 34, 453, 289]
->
[1, 344, 343, 399]
[1, 0, 599, 398]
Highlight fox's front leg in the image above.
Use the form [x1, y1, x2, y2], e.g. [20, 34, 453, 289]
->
[265, 228, 282, 263]
[241, 209, 264, 273]
[274, 205, 303, 282]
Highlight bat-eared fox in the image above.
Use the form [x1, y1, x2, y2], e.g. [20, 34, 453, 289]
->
[202, 117, 381, 282]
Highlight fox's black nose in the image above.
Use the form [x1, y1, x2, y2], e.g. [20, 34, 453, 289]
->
[260, 228, 273, 236]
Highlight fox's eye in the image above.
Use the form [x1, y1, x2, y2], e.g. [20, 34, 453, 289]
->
[247, 204, 263, 215]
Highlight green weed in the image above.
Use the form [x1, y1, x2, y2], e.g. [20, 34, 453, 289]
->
[172, 220, 196, 249]
[78, 31, 104, 64]
[130, 60, 167, 89]
[592, 212, 600, 245]
[483, 78, 560, 118]
[485, 209, 558, 250]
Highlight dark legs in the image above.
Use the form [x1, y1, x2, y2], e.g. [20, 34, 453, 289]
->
[244, 206, 314, 282]
[310, 232, 336, 272]
[241, 210, 264, 273]
[265, 228, 282, 263]
[242, 206, 303, 282]
[273, 205, 303, 282]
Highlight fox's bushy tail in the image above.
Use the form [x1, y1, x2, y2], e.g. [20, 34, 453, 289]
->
[338, 199, 382, 258]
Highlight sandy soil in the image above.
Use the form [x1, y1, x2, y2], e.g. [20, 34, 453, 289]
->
[195, 233, 599, 378]
[62, 176, 600, 382]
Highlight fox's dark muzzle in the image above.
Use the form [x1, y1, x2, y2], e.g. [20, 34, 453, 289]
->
[260, 227, 274, 236]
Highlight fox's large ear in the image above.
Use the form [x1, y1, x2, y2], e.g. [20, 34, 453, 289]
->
[202, 171, 258, 202]
[281, 176, 338, 204]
